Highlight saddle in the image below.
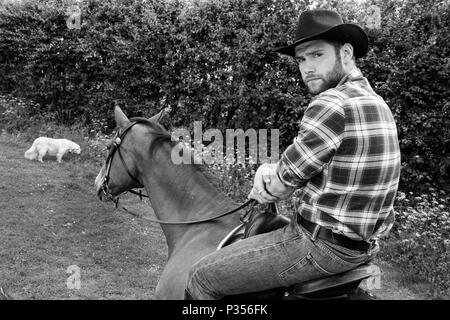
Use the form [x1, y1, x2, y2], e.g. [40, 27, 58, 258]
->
[216, 203, 377, 300]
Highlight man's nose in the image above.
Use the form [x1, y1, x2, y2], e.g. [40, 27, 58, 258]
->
[300, 61, 315, 75]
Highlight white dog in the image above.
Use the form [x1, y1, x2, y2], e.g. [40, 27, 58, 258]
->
[24, 137, 81, 163]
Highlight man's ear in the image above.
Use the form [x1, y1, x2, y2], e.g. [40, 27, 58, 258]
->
[114, 106, 131, 127]
[342, 43, 355, 63]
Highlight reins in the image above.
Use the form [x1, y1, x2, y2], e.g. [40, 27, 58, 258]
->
[121, 199, 255, 225]
[100, 120, 255, 225]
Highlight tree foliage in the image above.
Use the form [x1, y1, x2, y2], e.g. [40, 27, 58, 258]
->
[0, 0, 449, 190]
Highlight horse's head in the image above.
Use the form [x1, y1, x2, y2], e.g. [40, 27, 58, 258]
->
[94, 106, 169, 202]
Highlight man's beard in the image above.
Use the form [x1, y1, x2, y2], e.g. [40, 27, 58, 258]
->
[304, 59, 345, 95]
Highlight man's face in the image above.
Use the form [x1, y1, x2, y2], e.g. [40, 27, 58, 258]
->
[294, 40, 345, 95]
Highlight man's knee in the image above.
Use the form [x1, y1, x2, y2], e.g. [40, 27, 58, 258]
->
[186, 260, 218, 300]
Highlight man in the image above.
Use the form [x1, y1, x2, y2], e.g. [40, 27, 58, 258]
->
[186, 9, 401, 299]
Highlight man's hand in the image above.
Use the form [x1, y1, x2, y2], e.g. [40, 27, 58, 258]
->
[248, 163, 295, 204]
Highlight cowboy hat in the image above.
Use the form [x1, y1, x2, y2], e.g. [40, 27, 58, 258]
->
[274, 10, 369, 59]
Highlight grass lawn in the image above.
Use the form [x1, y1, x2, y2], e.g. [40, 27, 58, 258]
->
[0, 134, 166, 299]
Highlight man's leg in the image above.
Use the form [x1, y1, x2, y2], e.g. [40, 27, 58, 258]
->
[186, 218, 369, 299]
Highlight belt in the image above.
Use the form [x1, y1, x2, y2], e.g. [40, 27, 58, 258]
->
[297, 215, 371, 252]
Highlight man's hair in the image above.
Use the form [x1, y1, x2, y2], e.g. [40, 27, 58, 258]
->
[327, 40, 356, 61]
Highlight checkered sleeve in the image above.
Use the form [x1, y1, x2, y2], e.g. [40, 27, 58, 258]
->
[277, 96, 345, 187]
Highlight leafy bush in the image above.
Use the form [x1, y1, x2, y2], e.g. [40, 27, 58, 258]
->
[0, 0, 448, 191]
[0, 95, 47, 132]
[379, 189, 450, 298]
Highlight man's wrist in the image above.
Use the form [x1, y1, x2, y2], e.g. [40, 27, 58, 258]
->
[276, 161, 301, 188]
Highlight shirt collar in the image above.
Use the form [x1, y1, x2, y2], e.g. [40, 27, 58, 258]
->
[337, 67, 364, 87]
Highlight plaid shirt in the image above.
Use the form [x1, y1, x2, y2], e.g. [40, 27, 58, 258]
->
[277, 68, 401, 241]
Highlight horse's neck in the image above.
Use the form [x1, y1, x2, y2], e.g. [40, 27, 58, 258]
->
[140, 144, 240, 255]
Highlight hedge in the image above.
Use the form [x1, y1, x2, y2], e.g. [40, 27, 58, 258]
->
[0, 0, 449, 191]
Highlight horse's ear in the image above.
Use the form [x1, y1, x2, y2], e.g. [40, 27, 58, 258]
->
[114, 106, 130, 127]
[149, 106, 171, 123]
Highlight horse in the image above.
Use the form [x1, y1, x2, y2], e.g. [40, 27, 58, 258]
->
[94, 106, 376, 300]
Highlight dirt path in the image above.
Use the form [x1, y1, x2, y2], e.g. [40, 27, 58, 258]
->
[0, 136, 429, 300]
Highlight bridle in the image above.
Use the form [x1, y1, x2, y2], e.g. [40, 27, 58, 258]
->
[100, 121, 148, 207]
[99, 120, 254, 225]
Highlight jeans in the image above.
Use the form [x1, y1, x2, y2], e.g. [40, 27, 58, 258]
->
[186, 216, 378, 299]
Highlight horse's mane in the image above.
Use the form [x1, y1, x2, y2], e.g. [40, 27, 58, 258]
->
[128, 117, 174, 154]
[128, 116, 171, 137]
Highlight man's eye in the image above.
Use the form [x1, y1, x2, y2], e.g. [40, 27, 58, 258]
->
[314, 53, 322, 58]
